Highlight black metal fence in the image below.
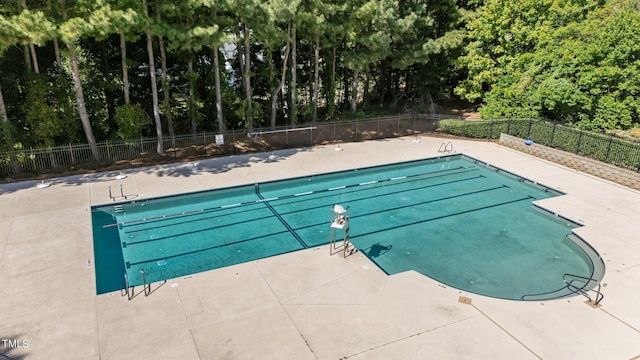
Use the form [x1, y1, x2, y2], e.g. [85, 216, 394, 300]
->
[438, 118, 640, 172]
[6, 115, 639, 180]
[0, 114, 442, 179]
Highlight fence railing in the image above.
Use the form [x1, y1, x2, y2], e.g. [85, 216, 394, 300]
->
[0, 114, 443, 179]
[438, 118, 640, 172]
[5, 115, 639, 179]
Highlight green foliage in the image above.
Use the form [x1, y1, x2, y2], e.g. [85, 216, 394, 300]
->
[23, 76, 63, 146]
[456, 0, 640, 131]
[438, 118, 640, 170]
[0, 0, 468, 146]
[115, 104, 150, 139]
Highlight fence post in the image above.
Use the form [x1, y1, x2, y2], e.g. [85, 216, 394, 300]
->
[488, 120, 493, 140]
[527, 118, 533, 139]
[550, 123, 557, 147]
[104, 141, 110, 163]
[69, 143, 76, 164]
[413, 115, 417, 134]
[506, 119, 511, 135]
[333, 121, 336, 144]
[605, 135, 613, 162]
[30, 147, 36, 175]
[576, 131, 583, 154]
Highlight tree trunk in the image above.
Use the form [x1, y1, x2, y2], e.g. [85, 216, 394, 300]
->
[0, 83, 9, 144]
[23, 44, 31, 71]
[362, 66, 369, 107]
[101, 44, 116, 132]
[351, 68, 359, 113]
[20, 0, 38, 74]
[185, 11, 196, 136]
[67, 44, 100, 161]
[144, 0, 163, 155]
[290, 24, 297, 125]
[213, 47, 224, 132]
[242, 22, 253, 130]
[120, 33, 130, 105]
[53, 38, 62, 68]
[29, 43, 39, 74]
[158, 34, 175, 143]
[312, 34, 320, 124]
[148, 34, 163, 154]
[328, 46, 336, 121]
[270, 24, 291, 130]
[156, 0, 174, 143]
[188, 58, 196, 135]
[0, 83, 20, 173]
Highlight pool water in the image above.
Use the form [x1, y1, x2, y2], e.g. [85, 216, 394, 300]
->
[92, 155, 604, 300]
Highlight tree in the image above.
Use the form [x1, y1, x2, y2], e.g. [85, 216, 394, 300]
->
[268, 23, 291, 130]
[155, 0, 176, 140]
[456, 0, 639, 130]
[19, 0, 40, 73]
[343, 0, 399, 113]
[0, 14, 15, 149]
[228, 0, 270, 130]
[142, 0, 164, 154]
[57, 2, 103, 161]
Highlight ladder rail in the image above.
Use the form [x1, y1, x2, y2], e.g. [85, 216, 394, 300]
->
[438, 141, 454, 153]
[123, 273, 133, 300]
[563, 273, 604, 306]
[141, 269, 149, 296]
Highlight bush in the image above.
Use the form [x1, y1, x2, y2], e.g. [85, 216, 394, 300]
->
[115, 104, 151, 139]
[437, 118, 640, 171]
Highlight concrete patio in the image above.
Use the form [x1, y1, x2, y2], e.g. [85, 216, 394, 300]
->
[1, 135, 639, 359]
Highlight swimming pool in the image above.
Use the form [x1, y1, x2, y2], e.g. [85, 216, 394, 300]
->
[92, 154, 604, 300]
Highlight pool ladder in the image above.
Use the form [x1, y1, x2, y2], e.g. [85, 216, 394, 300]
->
[123, 269, 151, 300]
[438, 141, 454, 153]
[109, 185, 125, 202]
[563, 273, 604, 307]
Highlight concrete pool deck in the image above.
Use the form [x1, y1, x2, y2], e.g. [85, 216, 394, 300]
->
[1, 135, 640, 359]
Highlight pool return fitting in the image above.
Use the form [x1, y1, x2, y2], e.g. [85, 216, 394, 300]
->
[330, 204, 353, 257]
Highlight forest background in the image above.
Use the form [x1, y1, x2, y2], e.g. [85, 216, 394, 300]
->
[1, 0, 639, 161]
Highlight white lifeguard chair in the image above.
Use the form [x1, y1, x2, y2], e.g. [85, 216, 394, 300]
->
[330, 204, 351, 256]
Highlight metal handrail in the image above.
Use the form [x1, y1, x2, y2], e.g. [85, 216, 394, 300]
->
[563, 273, 604, 306]
[123, 273, 132, 300]
[140, 269, 149, 296]
[438, 141, 453, 153]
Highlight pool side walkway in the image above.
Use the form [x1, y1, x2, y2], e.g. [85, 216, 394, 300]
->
[1, 136, 639, 359]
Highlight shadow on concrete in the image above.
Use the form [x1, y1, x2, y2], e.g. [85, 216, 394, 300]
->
[0, 147, 312, 196]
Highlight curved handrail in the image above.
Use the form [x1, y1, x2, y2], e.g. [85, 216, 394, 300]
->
[438, 141, 454, 153]
[563, 273, 604, 306]
[141, 269, 149, 296]
[123, 273, 132, 300]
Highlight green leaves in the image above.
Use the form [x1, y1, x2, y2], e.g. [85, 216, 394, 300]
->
[457, 0, 640, 130]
